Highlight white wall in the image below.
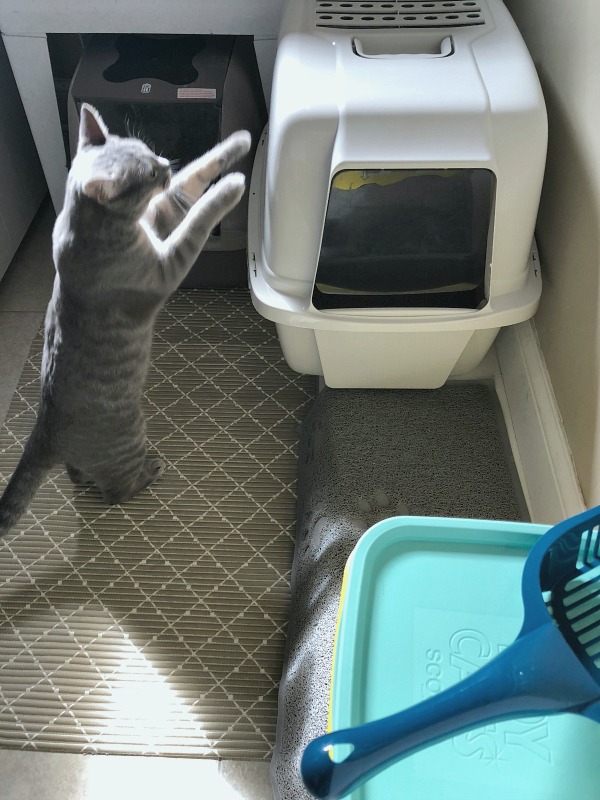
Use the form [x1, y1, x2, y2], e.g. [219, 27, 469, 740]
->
[504, 0, 600, 506]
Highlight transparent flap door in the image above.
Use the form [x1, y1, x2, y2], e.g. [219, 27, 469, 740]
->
[313, 168, 495, 310]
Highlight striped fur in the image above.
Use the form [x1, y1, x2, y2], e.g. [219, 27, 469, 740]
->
[0, 104, 250, 535]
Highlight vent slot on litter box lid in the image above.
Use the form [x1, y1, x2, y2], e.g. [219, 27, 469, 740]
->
[315, 1, 486, 29]
[312, 168, 495, 311]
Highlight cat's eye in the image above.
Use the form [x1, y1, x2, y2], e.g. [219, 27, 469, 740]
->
[149, 168, 158, 179]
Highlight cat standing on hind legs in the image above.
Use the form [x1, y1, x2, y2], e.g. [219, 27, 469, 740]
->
[0, 103, 251, 535]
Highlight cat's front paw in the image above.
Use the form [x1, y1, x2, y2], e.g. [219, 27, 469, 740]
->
[214, 172, 246, 206]
[220, 130, 252, 168]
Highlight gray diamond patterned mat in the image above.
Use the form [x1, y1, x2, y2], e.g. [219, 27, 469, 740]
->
[0, 289, 316, 757]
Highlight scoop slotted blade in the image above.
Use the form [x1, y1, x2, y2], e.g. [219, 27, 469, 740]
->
[301, 506, 600, 800]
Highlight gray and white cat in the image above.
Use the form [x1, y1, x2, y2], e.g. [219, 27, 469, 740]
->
[0, 103, 251, 535]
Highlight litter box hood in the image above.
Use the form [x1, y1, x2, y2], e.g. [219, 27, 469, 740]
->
[248, 0, 547, 388]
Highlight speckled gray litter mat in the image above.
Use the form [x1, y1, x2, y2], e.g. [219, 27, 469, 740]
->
[0, 288, 316, 758]
[272, 384, 527, 799]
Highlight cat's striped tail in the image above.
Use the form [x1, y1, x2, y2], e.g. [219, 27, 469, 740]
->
[0, 426, 54, 536]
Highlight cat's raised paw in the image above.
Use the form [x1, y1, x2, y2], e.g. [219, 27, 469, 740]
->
[223, 130, 252, 159]
[215, 172, 246, 204]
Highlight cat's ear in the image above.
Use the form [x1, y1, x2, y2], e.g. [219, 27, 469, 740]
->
[78, 104, 109, 151]
[81, 177, 120, 204]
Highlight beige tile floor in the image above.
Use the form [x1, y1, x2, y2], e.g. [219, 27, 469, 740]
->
[0, 199, 274, 800]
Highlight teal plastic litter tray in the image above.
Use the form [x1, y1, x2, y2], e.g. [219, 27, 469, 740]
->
[329, 516, 600, 800]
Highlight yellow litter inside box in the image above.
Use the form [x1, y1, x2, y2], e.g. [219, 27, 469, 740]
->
[332, 169, 461, 191]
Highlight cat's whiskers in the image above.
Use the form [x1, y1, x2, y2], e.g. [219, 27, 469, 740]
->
[171, 189, 191, 215]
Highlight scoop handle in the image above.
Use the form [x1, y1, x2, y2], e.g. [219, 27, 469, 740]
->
[301, 623, 598, 800]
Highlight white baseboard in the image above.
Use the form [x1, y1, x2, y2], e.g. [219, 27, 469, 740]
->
[495, 320, 585, 524]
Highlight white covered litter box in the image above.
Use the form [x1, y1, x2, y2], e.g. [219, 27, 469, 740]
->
[248, 0, 547, 388]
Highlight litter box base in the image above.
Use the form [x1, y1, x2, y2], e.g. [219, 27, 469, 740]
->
[275, 322, 501, 388]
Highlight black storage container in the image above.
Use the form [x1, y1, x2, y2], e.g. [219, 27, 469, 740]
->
[68, 33, 267, 287]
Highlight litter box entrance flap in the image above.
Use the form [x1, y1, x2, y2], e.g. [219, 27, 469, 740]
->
[313, 168, 495, 311]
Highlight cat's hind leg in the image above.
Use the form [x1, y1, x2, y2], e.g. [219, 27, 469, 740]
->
[81, 428, 165, 505]
[65, 463, 93, 486]
[95, 457, 165, 506]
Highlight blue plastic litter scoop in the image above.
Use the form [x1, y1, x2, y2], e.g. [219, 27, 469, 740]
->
[301, 506, 600, 800]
